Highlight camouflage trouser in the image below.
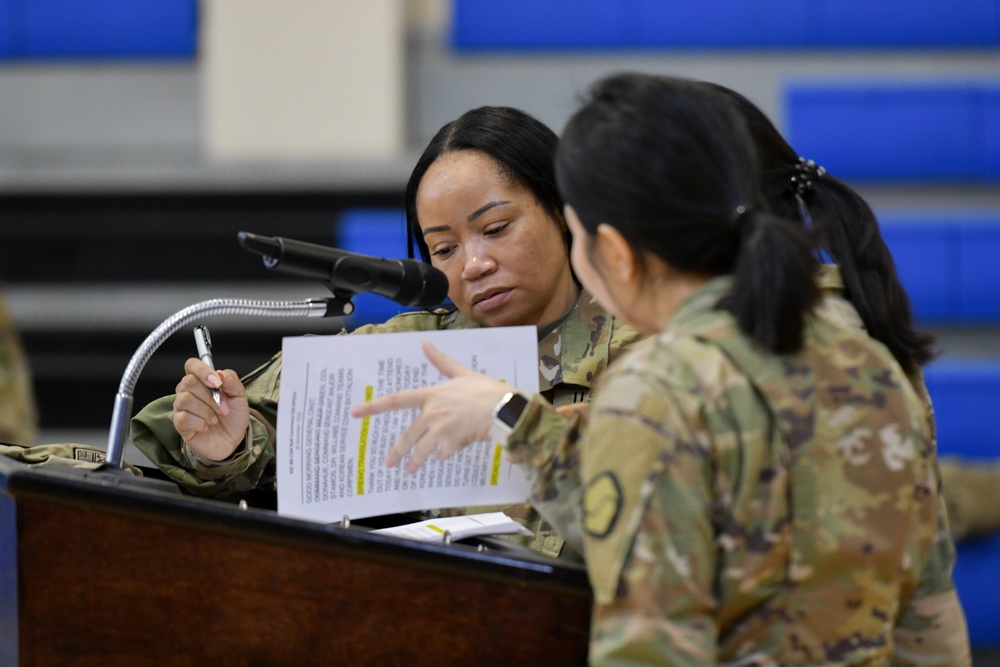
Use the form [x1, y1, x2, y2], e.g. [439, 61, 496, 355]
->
[0, 442, 142, 476]
[940, 456, 1000, 542]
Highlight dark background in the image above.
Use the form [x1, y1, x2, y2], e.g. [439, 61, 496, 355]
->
[1, 190, 402, 433]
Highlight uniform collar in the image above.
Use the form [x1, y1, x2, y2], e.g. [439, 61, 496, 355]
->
[667, 275, 733, 334]
[536, 288, 614, 392]
[666, 264, 850, 335]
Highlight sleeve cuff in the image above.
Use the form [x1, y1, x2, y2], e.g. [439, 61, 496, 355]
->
[183, 426, 253, 478]
[505, 394, 561, 465]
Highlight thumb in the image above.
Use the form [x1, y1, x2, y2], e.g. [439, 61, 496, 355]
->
[422, 341, 474, 379]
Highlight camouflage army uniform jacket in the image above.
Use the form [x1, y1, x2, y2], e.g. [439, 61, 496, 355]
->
[506, 275, 971, 665]
[130, 288, 640, 558]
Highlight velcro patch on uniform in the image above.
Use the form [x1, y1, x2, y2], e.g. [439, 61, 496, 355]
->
[74, 447, 106, 464]
[583, 471, 623, 538]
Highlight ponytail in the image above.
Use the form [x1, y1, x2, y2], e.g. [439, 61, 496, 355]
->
[807, 178, 936, 374]
[725, 209, 821, 354]
[702, 80, 936, 370]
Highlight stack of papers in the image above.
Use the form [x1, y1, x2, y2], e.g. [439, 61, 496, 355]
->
[275, 326, 539, 523]
[371, 511, 534, 543]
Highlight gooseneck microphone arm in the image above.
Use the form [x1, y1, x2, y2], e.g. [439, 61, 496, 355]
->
[104, 296, 351, 469]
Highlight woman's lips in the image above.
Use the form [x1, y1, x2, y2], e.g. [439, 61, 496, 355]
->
[473, 288, 513, 311]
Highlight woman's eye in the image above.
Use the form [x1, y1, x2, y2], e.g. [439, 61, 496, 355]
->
[431, 245, 455, 258]
[484, 222, 511, 236]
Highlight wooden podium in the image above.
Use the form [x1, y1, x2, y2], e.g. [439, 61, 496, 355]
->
[0, 456, 592, 665]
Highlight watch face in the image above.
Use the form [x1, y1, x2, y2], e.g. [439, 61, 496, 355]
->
[498, 392, 529, 428]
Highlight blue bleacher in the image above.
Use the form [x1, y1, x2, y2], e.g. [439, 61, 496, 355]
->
[880, 213, 1000, 647]
[926, 361, 1000, 461]
[0, 1, 11, 58]
[786, 84, 1000, 182]
[951, 532, 1000, 646]
[817, 0, 1000, 47]
[987, 88, 1000, 178]
[452, 0, 1000, 50]
[879, 214, 1000, 323]
[0, 0, 197, 59]
[623, 0, 813, 49]
[926, 357, 1000, 647]
[453, 0, 623, 50]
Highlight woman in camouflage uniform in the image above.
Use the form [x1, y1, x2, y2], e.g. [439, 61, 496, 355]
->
[714, 82, 1000, 544]
[131, 106, 640, 558]
[355, 74, 970, 664]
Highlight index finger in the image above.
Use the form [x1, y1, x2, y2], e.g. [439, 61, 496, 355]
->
[183, 357, 222, 388]
[421, 341, 476, 379]
[351, 387, 427, 418]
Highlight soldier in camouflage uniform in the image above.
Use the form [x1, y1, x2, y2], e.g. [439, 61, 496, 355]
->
[510, 276, 968, 665]
[0, 283, 37, 446]
[355, 74, 970, 664]
[130, 106, 640, 559]
[715, 81, 1000, 544]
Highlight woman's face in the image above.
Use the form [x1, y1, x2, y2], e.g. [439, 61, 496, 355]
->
[564, 204, 618, 321]
[565, 203, 711, 335]
[416, 150, 578, 328]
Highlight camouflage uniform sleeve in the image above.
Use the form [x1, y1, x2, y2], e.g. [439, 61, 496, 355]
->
[505, 394, 587, 555]
[128, 313, 450, 497]
[892, 470, 972, 666]
[129, 353, 282, 498]
[890, 368, 972, 666]
[581, 370, 719, 667]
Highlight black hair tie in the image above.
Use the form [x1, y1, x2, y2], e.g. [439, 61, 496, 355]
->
[790, 157, 826, 195]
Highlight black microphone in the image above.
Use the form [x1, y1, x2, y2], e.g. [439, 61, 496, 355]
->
[238, 231, 450, 308]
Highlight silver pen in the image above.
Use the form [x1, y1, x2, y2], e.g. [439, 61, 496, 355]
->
[193, 325, 222, 406]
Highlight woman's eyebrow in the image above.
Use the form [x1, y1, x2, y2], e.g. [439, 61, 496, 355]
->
[422, 200, 514, 236]
[467, 200, 511, 222]
[422, 224, 450, 236]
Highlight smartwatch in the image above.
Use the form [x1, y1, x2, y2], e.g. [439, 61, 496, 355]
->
[490, 391, 530, 444]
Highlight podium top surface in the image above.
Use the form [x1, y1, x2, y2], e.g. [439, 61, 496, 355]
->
[0, 454, 590, 594]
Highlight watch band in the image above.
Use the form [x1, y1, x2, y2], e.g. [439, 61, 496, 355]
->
[490, 391, 529, 444]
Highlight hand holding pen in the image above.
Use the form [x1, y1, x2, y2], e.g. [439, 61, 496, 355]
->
[193, 325, 222, 406]
[174, 325, 252, 462]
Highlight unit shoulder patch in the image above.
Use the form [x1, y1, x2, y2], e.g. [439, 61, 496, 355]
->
[583, 471, 623, 538]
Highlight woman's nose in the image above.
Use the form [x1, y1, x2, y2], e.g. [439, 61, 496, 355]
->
[461, 244, 497, 280]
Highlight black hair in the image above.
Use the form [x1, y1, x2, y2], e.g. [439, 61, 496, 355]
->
[405, 106, 567, 263]
[705, 83, 935, 374]
[556, 73, 820, 354]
